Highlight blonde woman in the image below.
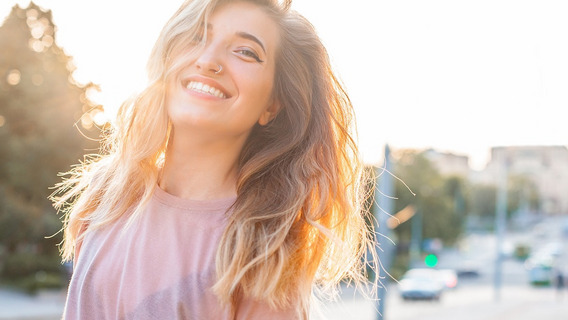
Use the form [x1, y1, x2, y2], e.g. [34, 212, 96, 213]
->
[54, 0, 377, 318]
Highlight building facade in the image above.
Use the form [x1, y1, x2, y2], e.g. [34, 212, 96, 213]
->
[480, 146, 568, 214]
[423, 149, 470, 178]
[423, 146, 568, 215]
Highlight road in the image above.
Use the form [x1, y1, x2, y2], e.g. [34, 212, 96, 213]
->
[318, 216, 568, 320]
[2, 217, 567, 320]
[3, 281, 567, 320]
[0, 289, 65, 320]
[317, 281, 568, 320]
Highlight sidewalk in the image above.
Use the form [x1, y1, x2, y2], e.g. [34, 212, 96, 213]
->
[317, 284, 568, 320]
[0, 288, 65, 320]
[2, 284, 567, 320]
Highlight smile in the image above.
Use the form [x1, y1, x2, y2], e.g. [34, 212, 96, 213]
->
[185, 81, 227, 99]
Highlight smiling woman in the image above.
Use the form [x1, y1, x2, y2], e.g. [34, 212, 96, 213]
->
[166, 2, 280, 142]
[52, 0, 378, 319]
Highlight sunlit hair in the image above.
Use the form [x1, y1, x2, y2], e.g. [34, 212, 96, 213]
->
[53, 0, 377, 318]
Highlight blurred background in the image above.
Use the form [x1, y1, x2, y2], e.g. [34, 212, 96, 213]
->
[0, 1, 567, 319]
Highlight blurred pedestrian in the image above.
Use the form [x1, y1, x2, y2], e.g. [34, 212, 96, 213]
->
[52, 0, 377, 319]
[555, 269, 565, 301]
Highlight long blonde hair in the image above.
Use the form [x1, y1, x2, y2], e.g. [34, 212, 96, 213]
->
[53, 0, 377, 318]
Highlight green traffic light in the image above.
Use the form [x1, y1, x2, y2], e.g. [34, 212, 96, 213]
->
[425, 254, 438, 267]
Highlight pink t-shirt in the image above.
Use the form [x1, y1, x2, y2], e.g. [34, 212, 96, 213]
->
[64, 187, 297, 319]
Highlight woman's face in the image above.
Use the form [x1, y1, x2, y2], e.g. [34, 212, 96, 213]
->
[166, 1, 280, 140]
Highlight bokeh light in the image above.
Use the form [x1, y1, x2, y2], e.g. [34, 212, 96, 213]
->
[92, 110, 108, 126]
[7, 69, 21, 85]
[32, 74, 43, 86]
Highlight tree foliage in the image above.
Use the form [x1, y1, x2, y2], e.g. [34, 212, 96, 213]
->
[469, 175, 539, 216]
[383, 149, 541, 273]
[0, 2, 101, 291]
[390, 150, 466, 248]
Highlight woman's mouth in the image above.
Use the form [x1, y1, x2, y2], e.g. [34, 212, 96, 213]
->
[184, 80, 227, 99]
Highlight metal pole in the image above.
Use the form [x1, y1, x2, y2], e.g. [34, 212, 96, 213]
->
[494, 154, 508, 301]
[373, 145, 396, 320]
[409, 207, 422, 267]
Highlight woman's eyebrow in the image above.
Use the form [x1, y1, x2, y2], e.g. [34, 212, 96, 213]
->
[235, 31, 266, 54]
[206, 23, 266, 54]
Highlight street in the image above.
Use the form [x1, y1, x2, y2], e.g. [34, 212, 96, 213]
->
[318, 281, 568, 320]
[2, 279, 567, 320]
[2, 217, 567, 320]
[318, 216, 568, 320]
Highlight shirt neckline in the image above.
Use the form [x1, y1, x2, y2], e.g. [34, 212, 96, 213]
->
[153, 186, 237, 212]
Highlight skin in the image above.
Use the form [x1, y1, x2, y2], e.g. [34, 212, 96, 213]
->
[159, 1, 281, 200]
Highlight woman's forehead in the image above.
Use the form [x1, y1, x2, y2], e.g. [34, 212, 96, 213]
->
[207, 2, 280, 54]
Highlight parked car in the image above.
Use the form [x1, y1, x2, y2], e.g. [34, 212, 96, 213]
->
[525, 253, 555, 286]
[456, 260, 481, 278]
[398, 268, 444, 301]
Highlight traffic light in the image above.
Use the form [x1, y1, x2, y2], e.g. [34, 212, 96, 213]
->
[425, 254, 438, 268]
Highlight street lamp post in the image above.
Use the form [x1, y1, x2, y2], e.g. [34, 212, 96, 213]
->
[494, 155, 508, 302]
[373, 145, 396, 320]
[409, 206, 423, 268]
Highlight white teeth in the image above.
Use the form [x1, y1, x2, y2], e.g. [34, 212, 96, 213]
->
[185, 81, 226, 99]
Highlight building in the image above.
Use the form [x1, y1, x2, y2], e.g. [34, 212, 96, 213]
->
[423, 149, 470, 177]
[480, 146, 568, 214]
[403, 146, 567, 215]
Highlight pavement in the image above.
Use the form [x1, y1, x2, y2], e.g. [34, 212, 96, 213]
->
[0, 288, 65, 320]
[316, 283, 568, 320]
[2, 284, 568, 320]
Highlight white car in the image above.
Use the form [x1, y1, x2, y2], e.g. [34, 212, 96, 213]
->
[525, 254, 555, 286]
[398, 268, 444, 301]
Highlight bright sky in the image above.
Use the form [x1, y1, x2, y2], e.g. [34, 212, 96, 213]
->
[2, 0, 567, 170]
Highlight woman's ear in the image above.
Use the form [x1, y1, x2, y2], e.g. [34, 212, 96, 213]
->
[258, 99, 281, 126]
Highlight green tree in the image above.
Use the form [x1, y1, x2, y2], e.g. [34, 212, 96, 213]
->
[391, 150, 464, 247]
[469, 184, 497, 218]
[507, 174, 540, 215]
[0, 2, 101, 292]
[384, 150, 466, 276]
[468, 174, 540, 228]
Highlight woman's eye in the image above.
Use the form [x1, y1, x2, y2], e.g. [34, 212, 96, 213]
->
[190, 27, 205, 44]
[236, 49, 264, 63]
[191, 34, 203, 44]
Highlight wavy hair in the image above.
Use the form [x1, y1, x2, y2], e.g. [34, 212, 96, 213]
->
[53, 0, 377, 318]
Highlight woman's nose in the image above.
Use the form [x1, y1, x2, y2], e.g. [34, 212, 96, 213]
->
[195, 44, 224, 75]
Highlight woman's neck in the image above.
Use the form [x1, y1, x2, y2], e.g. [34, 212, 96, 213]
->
[158, 132, 245, 201]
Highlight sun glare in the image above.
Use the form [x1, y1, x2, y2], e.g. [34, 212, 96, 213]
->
[1, 0, 565, 167]
[92, 110, 109, 126]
